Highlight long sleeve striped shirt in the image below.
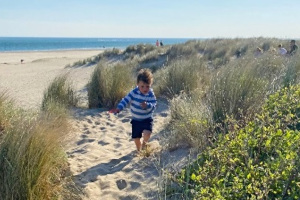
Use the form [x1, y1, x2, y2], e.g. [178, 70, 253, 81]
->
[117, 86, 156, 121]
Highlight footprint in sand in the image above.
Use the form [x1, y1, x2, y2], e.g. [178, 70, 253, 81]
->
[72, 149, 87, 154]
[106, 122, 114, 126]
[116, 179, 127, 190]
[159, 112, 168, 117]
[121, 118, 131, 123]
[129, 181, 141, 190]
[114, 143, 122, 148]
[77, 138, 95, 145]
[98, 141, 109, 146]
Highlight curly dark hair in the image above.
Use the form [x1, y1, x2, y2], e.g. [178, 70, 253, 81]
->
[137, 68, 153, 85]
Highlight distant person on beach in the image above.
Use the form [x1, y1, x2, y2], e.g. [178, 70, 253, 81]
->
[156, 40, 159, 47]
[278, 44, 287, 55]
[254, 47, 263, 57]
[288, 40, 298, 55]
[160, 40, 163, 46]
[235, 49, 241, 58]
[111, 69, 157, 153]
[21, 59, 24, 64]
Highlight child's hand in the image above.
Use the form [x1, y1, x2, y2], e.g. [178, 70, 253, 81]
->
[140, 101, 147, 109]
[108, 108, 120, 114]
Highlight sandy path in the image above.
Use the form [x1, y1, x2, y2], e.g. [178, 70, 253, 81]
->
[67, 99, 170, 200]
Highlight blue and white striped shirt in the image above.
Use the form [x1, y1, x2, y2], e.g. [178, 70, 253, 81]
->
[117, 86, 157, 121]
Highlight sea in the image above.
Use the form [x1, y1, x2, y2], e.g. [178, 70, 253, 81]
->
[0, 37, 193, 52]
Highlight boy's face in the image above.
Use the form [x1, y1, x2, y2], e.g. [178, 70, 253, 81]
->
[137, 81, 151, 95]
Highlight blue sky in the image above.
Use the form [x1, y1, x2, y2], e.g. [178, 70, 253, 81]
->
[0, 0, 299, 38]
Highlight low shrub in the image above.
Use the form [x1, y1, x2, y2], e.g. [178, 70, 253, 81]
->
[171, 85, 300, 199]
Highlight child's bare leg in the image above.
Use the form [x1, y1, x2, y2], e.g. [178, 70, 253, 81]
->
[134, 138, 142, 151]
[142, 130, 151, 148]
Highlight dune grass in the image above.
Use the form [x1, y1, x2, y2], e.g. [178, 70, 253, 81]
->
[163, 38, 299, 147]
[207, 58, 269, 129]
[88, 62, 134, 108]
[41, 74, 78, 111]
[167, 91, 212, 150]
[0, 91, 14, 136]
[154, 58, 210, 98]
[0, 76, 82, 199]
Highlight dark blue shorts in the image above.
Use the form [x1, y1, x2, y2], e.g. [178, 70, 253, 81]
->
[130, 118, 153, 139]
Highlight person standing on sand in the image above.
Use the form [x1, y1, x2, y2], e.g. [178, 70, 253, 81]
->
[156, 40, 159, 47]
[288, 40, 298, 55]
[254, 47, 263, 57]
[111, 69, 157, 153]
[278, 44, 287, 55]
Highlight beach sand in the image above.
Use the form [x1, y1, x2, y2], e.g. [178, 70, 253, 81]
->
[0, 50, 102, 109]
[0, 50, 192, 200]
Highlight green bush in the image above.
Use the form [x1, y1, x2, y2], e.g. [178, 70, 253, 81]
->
[171, 85, 300, 199]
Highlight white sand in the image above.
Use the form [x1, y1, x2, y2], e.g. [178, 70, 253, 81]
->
[0, 50, 101, 109]
[0, 50, 193, 200]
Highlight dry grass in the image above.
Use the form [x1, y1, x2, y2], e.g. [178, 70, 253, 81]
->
[41, 74, 78, 111]
[207, 59, 269, 127]
[88, 62, 135, 108]
[0, 91, 15, 135]
[154, 58, 209, 98]
[0, 74, 84, 199]
[162, 38, 300, 151]
[168, 91, 212, 150]
[0, 97, 80, 200]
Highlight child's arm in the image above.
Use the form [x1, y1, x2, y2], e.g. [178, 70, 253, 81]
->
[116, 90, 133, 112]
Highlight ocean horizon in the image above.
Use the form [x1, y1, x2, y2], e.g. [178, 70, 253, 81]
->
[0, 37, 195, 52]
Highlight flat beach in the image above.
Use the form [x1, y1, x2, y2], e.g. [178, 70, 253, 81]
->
[0, 50, 102, 109]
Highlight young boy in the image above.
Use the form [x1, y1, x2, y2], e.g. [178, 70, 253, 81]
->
[113, 69, 157, 152]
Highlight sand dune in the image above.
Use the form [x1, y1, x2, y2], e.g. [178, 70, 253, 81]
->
[0, 50, 193, 200]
